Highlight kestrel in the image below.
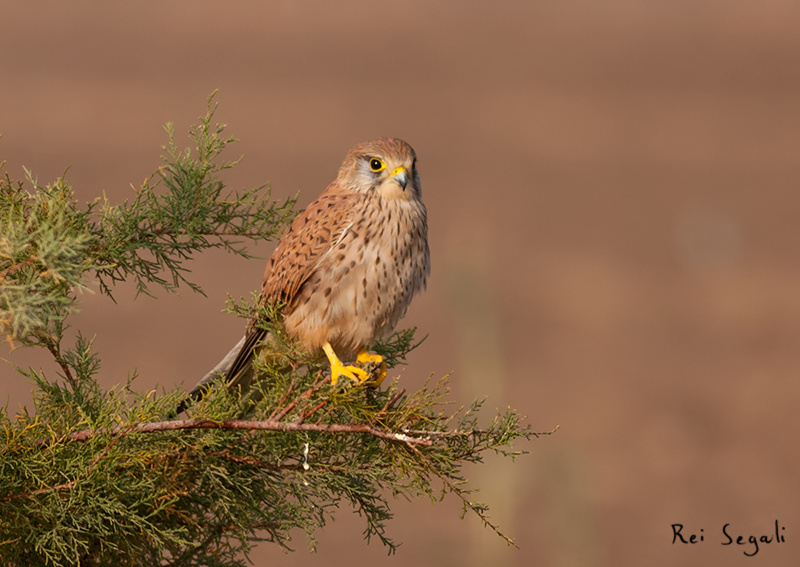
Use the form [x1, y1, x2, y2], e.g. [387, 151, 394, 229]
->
[179, 137, 429, 412]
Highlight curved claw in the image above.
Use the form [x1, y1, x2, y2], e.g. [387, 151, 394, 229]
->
[357, 349, 387, 385]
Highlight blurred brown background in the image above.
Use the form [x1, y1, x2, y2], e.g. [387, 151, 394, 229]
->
[3, 1, 800, 565]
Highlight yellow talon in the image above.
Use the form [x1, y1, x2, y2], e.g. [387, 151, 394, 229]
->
[323, 342, 369, 385]
[357, 348, 387, 385]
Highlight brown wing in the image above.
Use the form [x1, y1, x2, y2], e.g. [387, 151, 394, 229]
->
[218, 183, 358, 388]
[261, 183, 357, 304]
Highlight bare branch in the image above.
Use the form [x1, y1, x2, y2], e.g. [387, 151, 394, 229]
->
[54, 418, 434, 447]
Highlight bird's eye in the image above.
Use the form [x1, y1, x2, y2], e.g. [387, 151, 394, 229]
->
[369, 158, 385, 172]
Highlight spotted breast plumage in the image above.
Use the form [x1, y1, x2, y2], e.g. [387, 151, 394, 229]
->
[178, 137, 429, 412]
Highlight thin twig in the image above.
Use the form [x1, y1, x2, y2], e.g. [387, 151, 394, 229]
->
[372, 389, 406, 423]
[271, 379, 326, 422]
[295, 400, 328, 424]
[408, 444, 518, 548]
[268, 376, 296, 420]
[0, 256, 37, 282]
[33, 331, 76, 387]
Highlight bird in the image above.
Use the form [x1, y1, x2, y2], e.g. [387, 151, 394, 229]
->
[177, 137, 429, 413]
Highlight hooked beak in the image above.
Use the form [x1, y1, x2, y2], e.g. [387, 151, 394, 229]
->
[390, 166, 408, 190]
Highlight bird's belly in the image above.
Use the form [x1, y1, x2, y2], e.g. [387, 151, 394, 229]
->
[282, 247, 409, 359]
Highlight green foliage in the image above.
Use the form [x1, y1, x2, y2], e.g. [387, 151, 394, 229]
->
[0, 170, 96, 344]
[92, 110, 295, 299]
[0, 95, 538, 566]
[0, 92, 296, 347]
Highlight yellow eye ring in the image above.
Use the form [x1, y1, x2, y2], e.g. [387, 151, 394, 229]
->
[368, 158, 386, 172]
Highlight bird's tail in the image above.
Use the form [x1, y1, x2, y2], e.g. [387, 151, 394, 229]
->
[174, 330, 266, 415]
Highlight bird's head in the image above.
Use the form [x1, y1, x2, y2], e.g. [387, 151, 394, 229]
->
[338, 137, 421, 202]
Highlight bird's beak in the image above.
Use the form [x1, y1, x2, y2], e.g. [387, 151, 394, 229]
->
[390, 166, 408, 190]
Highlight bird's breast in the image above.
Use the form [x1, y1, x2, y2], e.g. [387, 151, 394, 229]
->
[283, 195, 429, 359]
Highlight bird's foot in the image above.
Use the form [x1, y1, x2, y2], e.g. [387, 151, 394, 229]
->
[323, 341, 370, 385]
[330, 360, 371, 386]
[357, 349, 387, 385]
